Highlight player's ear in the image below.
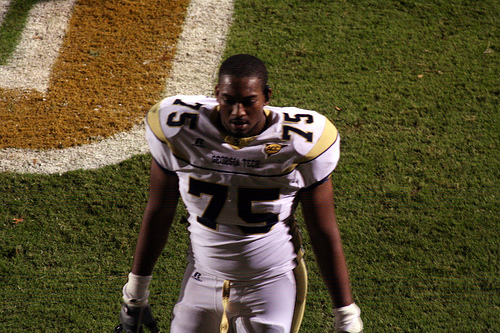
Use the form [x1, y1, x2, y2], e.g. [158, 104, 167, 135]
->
[264, 85, 271, 104]
[215, 84, 220, 98]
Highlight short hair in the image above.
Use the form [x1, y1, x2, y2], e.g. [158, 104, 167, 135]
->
[218, 54, 268, 89]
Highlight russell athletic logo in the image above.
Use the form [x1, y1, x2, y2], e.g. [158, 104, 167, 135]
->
[0, 0, 234, 174]
[192, 272, 203, 282]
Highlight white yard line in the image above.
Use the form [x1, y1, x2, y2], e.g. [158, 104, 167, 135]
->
[164, 0, 234, 96]
[0, 0, 234, 174]
[0, 125, 149, 174]
[0, 0, 77, 93]
[0, 0, 12, 22]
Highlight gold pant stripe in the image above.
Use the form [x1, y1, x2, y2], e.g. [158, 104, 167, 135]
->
[291, 259, 308, 333]
[220, 280, 231, 333]
[219, 260, 307, 333]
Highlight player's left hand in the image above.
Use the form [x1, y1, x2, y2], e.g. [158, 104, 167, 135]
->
[334, 303, 363, 333]
[115, 304, 159, 333]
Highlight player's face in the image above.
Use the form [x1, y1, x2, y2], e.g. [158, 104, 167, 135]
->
[215, 75, 269, 138]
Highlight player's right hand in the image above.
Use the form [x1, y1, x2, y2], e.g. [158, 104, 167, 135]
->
[115, 304, 159, 333]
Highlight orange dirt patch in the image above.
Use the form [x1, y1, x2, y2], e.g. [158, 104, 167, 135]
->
[0, 0, 189, 149]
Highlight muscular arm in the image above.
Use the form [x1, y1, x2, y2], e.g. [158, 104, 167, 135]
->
[131, 159, 180, 276]
[299, 179, 354, 308]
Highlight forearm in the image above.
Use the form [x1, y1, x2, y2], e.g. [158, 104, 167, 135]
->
[131, 212, 174, 276]
[300, 180, 354, 308]
[125, 213, 172, 307]
[131, 159, 180, 276]
[307, 223, 353, 307]
[302, 190, 363, 332]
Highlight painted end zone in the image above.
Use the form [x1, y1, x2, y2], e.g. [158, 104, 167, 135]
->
[0, 0, 234, 174]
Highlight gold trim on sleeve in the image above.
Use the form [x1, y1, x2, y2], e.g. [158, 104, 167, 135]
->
[146, 103, 168, 143]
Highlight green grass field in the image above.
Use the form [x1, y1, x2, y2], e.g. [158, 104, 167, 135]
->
[1, 0, 499, 331]
[0, 0, 40, 65]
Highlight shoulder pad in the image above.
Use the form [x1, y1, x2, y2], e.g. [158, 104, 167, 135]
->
[277, 108, 338, 161]
[146, 95, 217, 144]
[146, 102, 167, 143]
[297, 116, 338, 164]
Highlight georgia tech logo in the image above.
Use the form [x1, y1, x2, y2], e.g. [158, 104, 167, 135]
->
[264, 144, 283, 156]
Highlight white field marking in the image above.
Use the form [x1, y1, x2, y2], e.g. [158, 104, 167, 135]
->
[0, 0, 12, 22]
[0, 0, 77, 93]
[0, 0, 234, 175]
[164, 0, 234, 96]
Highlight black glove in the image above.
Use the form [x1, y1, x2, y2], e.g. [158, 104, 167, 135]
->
[115, 304, 159, 333]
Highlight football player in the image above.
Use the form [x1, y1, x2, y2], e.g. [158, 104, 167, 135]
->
[117, 54, 363, 333]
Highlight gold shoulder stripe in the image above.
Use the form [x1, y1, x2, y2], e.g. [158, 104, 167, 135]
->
[282, 119, 338, 174]
[298, 118, 338, 164]
[146, 102, 191, 162]
[146, 103, 169, 143]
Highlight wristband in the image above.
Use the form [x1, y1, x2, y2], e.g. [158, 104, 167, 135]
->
[122, 272, 152, 307]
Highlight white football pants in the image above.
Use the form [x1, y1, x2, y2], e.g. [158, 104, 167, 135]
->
[170, 260, 307, 333]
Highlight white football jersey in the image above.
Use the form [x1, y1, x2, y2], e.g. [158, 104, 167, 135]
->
[145, 95, 340, 280]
